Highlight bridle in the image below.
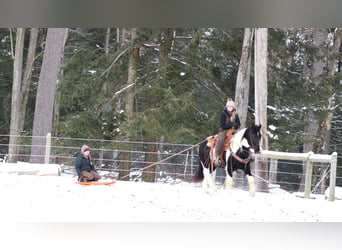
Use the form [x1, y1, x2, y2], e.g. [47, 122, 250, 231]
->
[247, 128, 258, 152]
[231, 127, 259, 165]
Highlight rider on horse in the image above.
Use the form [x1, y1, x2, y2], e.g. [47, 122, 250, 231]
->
[213, 98, 241, 167]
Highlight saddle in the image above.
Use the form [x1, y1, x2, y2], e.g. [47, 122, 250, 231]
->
[207, 129, 236, 150]
[207, 128, 237, 168]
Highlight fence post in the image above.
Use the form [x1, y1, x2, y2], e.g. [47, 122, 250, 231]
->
[304, 151, 313, 198]
[190, 148, 194, 176]
[44, 133, 51, 164]
[328, 152, 338, 201]
[269, 158, 278, 184]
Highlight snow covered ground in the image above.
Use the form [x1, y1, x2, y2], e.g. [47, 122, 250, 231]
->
[1, 173, 342, 222]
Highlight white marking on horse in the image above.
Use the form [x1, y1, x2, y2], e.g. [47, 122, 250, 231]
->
[230, 128, 249, 153]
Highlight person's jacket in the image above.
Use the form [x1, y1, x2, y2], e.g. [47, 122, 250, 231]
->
[219, 107, 241, 131]
[75, 154, 97, 177]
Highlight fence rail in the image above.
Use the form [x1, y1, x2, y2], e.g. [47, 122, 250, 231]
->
[255, 150, 338, 201]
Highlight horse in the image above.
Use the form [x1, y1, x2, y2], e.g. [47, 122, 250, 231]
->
[193, 124, 262, 196]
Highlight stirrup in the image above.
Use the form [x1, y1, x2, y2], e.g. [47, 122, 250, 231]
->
[214, 158, 221, 167]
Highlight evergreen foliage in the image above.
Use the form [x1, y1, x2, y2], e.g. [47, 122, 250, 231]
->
[0, 29, 14, 136]
[1, 28, 342, 168]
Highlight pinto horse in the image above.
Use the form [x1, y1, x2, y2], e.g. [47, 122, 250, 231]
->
[193, 124, 262, 196]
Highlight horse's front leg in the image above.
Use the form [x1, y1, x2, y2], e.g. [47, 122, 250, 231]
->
[201, 167, 209, 193]
[210, 170, 217, 193]
[247, 175, 255, 197]
[203, 167, 217, 193]
[225, 168, 233, 196]
[226, 175, 233, 196]
[225, 154, 233, 196]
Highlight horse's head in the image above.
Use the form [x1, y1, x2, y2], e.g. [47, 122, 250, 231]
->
[245, 124, 262, 154]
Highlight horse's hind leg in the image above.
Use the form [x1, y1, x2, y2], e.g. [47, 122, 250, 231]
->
[225, 175, 233, 196]
[225, 167, 233, 196]
[203, 167, 217, 193]
[247, 175, 256, 197]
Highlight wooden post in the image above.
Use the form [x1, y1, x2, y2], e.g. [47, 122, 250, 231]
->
[304, 151, 314, 198]
[328, 152, 338, 201]
[99, 141, 104, 168]
[44, 133, 51, 164]
[184, 151, 189, 180]
[269, 158, 278, 184]
[190, 148, 194, 176]
[157, 136, 164, 176]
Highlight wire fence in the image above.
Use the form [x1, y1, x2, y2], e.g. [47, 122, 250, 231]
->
[0, 134, 200, 184]
[1, 134, 342, 194]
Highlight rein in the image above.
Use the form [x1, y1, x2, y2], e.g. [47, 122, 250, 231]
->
[231, 152, 251, 164]
[231, 128, 256, 165]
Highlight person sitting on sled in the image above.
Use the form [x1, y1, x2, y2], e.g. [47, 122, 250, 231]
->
[213, 98, 241, 167]
[75, 144, 101, 182]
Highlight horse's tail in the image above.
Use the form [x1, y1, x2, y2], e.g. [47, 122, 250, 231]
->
[192, 160, 204, 183]
[192, 139, 209, 183]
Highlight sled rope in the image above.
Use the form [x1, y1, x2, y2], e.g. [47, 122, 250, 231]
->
[120, 139, 207, 180]
[252, 172, 271, 185]
[311, 163, 331, 194]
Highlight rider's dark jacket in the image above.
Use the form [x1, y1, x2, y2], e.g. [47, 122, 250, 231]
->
[75, 154, 97, 177]
[219, 106, 241, 131]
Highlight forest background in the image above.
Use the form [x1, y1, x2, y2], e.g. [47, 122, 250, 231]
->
[1, 28, 342, 188]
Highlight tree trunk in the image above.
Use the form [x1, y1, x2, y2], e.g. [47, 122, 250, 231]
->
[322, 28, 342, 156]
[19, 28, 39, 133]
[299, 29, 327, 192]
[105, 28, 111, 54]
[52, 47, 65, 139]
[119, 28, 138, 181]
[159, 28, 174, 71]
[254, 28, 269, 192]
[319, 28, 342, 193]
[8, 28, 25, 163]
[30, 28, 68, 163]
[235, 28, 254, 128]
[142, 142, 158, 182]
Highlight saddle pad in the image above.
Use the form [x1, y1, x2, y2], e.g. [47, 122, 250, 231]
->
[76, 180, 115, 185]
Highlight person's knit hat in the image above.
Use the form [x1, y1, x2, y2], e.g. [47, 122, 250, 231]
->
[81, 145, 90, 153]
[226, 98, 235, 108]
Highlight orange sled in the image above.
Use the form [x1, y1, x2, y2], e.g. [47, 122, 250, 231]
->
[76, 180, 115, 185]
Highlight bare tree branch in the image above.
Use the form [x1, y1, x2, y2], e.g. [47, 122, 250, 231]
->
[100, 46, 132, 78]
[114, 82, 136, 96]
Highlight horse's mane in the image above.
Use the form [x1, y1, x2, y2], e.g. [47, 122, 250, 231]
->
[230, 128, 248, 153]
